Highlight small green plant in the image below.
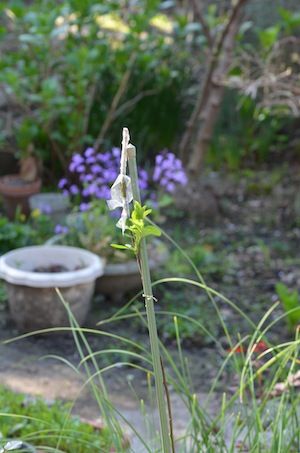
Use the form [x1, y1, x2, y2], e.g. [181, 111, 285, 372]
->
[0, 210, 55, 255]
[275, 282, 300, 331]
[0, 386, 113, 452]
[0, 216, 34, 254]
[112, 201, 161, 255]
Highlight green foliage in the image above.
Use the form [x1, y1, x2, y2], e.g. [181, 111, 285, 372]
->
[0, 211, 55, 254]
[0, 386, 112, 452]
[208, 93, 288, 170]
[153, 289, 217, 344]
[0, 1, 190, 173]
[0, 216, 34, 254]
[165, 243, 228, 278]
[258, 25, 280, 51]
[276, 282, 300, 331]
[278, 7, 300, 34]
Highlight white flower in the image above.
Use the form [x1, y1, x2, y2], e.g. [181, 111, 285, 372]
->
[107, 174, 133, 232]
[107, 127, 133, 233]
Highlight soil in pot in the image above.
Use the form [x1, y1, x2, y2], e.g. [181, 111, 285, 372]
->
[33, 264, 83, 272]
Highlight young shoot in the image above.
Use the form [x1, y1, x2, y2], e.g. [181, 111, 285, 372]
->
[111, 201, 161, 255]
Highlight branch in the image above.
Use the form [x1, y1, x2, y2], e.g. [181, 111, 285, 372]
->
[82, 75, 99, 141]
[112, 88, 159, 120]
[93, 53, 136, 152]
[189, 0, 213, 47]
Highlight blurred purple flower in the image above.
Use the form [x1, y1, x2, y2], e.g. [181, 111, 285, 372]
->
[153, 151, 187, 193]
[91, 164, 102, 174]
[82, 174, 93, 183]
[60, 147, 186, 210]
[54, 224, 69, 235]
[69, 184, 79, 195]
[153, 166, 161, 182]
[79, 202, 90, 212]
[69, 154, 84, 172]
[40, 204, 52, 215]
[58, 178, 68, 189]
[97, 152, 110, 163]
[84, 147, 94, 158]
[82, 186, 92, 197]
[86, 156, 96, 164]
[95, 186, 110, 199]
[112, 147, 121, 158]
[75, 164, 85, 173]
[138, 169, 149, 190]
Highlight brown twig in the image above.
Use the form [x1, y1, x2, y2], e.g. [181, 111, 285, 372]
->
[112, 88, 159, 120]
[93, 54, 136, 152]
[160, 357, 175, 453]
[82, 75, 99, 142]
[226, 36, 300, 117]
[190, 0, 213, 47]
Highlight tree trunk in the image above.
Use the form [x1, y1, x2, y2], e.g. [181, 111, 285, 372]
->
[180, 0, 249, 175]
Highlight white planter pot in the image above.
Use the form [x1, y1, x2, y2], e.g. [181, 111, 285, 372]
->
[0, 245, 104, 331]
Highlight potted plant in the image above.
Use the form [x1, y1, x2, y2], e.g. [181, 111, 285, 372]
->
[0, 152, 41, 220]
[0, 245, 104, 331]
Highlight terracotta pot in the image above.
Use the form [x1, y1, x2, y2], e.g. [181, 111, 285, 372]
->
[0, 174, 41, 219]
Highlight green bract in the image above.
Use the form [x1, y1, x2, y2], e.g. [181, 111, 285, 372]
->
[111, 201, 161, 255]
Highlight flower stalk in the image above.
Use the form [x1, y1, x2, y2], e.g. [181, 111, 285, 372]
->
[127, 143, 172, 453]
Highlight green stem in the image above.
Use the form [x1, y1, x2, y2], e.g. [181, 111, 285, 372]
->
[127, 144, 172, 452]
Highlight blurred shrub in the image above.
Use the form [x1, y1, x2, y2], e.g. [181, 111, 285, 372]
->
[208, 93, 289, 170]
[208, 4, 300, 170]
[0, 1, 190, 175]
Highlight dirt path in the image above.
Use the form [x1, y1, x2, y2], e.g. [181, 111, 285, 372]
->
[0, 312, 214, 452]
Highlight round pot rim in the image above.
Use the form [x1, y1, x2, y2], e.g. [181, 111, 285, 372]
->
[29, 192, 70, 211]
[0, 174, 41, 197]
[0, 245, 104, 288]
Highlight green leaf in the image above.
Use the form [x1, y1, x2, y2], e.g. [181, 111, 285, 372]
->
[110, 243, 132, 250]
[258, 26, 280, 50]
[142, 225, 161, 237]
[276, 282, 300, 329]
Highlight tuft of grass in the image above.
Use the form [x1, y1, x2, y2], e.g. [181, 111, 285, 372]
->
[0, 386, 113, 452]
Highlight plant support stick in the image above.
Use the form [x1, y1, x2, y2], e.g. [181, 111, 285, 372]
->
[127, 144, 172, 453]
